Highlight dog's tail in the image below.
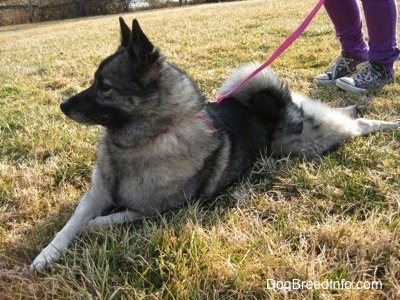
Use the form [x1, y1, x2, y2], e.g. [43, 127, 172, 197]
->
[218, 63, 292, 120]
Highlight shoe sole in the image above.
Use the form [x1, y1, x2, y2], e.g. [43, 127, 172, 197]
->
[336, 79, 367, 93]
[314, 78, 337, 86]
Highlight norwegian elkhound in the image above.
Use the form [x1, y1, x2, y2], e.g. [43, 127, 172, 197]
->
[31, 18, 399, 270]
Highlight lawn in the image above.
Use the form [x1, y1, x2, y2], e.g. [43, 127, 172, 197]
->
[0, 0, 399, 299]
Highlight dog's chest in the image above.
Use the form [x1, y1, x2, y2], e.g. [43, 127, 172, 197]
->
[96, 122, 221, 212]
[100, 139, 213, 212]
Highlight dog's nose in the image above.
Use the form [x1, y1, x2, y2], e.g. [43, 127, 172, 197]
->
[60, 100, 71, 115]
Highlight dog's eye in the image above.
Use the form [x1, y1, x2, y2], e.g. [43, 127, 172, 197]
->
[97, 80, 112, 92]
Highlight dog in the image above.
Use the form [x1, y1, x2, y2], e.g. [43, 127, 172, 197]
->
[30, 18, 399, 270]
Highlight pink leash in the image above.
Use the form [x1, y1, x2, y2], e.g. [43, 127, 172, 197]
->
[215, 0, 325, 103]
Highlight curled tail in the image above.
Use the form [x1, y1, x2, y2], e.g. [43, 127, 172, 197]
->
[218, 63, 292, 121]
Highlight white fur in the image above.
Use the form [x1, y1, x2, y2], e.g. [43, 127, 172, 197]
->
[270, 92, 399, 156]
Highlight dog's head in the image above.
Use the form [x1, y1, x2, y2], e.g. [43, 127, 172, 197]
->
[60, 18, 204, 129]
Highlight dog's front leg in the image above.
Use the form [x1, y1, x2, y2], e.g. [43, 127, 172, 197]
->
[88, 210, 144, 228]
[30, 188, 111, 271]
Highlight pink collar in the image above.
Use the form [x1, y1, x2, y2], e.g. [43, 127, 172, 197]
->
[196, 113, 217, 133]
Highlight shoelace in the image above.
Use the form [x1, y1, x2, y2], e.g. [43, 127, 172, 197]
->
[353, 62, 380, 82]
[329, 54, 353, 78]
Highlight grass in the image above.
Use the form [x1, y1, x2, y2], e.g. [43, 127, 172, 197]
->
[1, 0, 400, 298]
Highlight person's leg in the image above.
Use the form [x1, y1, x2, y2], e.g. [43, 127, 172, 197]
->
[314, 0, 367, 85]
[362, 0, 399, 76]
[324, 0, 368, 60]
[336, 0, 399, 93]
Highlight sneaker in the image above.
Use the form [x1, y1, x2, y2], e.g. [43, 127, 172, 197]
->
[336, 61, 394, 93]
[314, 51, 365, 85]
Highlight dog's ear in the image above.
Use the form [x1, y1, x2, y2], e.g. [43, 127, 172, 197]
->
[119, 17, 131, 47]
[129, 19, 159, 63]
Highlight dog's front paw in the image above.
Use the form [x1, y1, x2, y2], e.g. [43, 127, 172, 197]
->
[30, 254, 49, 272]
[30, 246, 61, 272]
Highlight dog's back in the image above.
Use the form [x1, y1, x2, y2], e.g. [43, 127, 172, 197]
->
[204, 64, 294, 192]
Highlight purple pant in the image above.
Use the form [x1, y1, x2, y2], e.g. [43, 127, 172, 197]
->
[324, 0, 399, 76]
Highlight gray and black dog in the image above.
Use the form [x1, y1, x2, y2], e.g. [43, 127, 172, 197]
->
[31, 18, 399, 270]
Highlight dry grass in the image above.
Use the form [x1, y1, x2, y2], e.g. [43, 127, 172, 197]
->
[1, 0, 400, 299]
